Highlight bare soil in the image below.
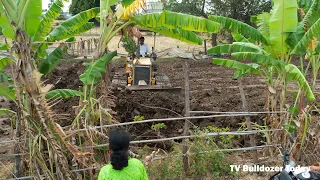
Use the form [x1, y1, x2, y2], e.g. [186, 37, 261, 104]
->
[40, 58, 269, 150]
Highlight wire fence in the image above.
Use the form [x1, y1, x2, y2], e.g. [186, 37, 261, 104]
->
[0, 129, 282, 158]
[8, 144, 280, 180]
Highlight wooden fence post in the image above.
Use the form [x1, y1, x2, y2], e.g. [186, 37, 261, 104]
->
[204, 39, 207, 55]
[238, 78, 258, 162]
[182, 60, 190, 175]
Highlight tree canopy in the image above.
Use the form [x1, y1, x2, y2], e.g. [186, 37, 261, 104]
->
[165, 0, 272, 24]
[69, 0, 100, 15]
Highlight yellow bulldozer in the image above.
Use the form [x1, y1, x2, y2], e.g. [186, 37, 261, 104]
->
[112, 57, 181, 92]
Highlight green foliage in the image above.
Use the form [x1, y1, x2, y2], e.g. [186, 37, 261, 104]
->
[80, 51, 117, 85]
[0, 57, 11, 71]
[132, 10, 221, 33]
[165, 0, 272, 24]
[231, 52, 286, 67]
[291, 18, 320, 54]
[0, 84, 16, 103]
[256, 12, 271, 37]
[285, 64, 315, 101]
[47, 8, 99, 42]
[122, 37, 137, 57]
[133, 115, 144, 121]
[145, 27, 203, 45]
[206, 126, 234, 145]
[38, 47, 64, 75]
[122, 0, 135, 7]
[33, 0, 64, 42]
[209, 15, 269, 45]
[24, 0, 42, 37]
[0, 43, 9, 50]
[0, 71, 12, 83]
[269, 0, 298, 55]
[146, 130, 236, 179]
[0, 108, 16, 117]
[213, 58, 260, 78]
[0, 3, 15, 38]
[69, 0, 100, 15]
[231, 32, 250, 43]
[45, 89, 82, 99]
[208, 43, 264, 55]
[151, 123, 166, 131]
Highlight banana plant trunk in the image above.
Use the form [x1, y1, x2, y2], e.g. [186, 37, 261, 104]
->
[12, 29, 74, 179]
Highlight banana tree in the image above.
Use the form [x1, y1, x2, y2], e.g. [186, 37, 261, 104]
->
[208, 0, 319, 159]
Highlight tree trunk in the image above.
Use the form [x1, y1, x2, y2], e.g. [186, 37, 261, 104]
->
[211, 33, 217, 47]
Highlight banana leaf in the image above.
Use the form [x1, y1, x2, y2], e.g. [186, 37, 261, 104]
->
[287, 0, 320, 50]
[132, 10, 221, 33]
[38, 47, 64, 75]
[24, 0, 42, 37]
[231, 52, 286, 67]
[0, 84, 16, 103]
[315, 41, 320, 53]
[234, 63, 261, 78]
[209, 15, 269, 45]
[80, 51, 117, 85]
[0, 2, 15, 39]
[291, 18, 320, 54]
[47, 7, 99, 42]
[208, 43, 263, 55]
[213, 58, 260, 78]
[301, 0, 320, 30]
[33, 0, 64, 42]
[0, 43, 9, 50]
[269, 0, 298, 55]
[46, 89, 82, 99]
[0, 56, 10, 71]
[1, 0, 17, 23]
[0, 108, 15, 117]
[0, 71, 12, 83]
[36, 22, 94, 59]
[285, 64, 315, 101]
[298, 0, 314, 11]
[257, 12, 271, 38]
[231, 32, 250, 43]
[122, 0, 135, 7]
[140, 26, 203, 45]
[48, 22, 95, 42]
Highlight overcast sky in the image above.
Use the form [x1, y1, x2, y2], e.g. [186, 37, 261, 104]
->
[42, 0, 71, 12]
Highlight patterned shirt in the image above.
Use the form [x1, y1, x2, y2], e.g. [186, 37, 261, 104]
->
[98, 158, 148, 180]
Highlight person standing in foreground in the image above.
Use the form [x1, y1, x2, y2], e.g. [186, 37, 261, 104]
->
[139, 37, 150, 57]
[98, 129, 148, 180]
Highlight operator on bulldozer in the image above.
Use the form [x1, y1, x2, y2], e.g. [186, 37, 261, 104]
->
[112, 35, 179, 93]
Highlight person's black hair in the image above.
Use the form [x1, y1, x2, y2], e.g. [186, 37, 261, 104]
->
[109, 128, 131, 170]
[139, 36, 145, 40]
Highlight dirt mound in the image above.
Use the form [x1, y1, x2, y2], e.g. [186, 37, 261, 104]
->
[44, 61, 85, 126]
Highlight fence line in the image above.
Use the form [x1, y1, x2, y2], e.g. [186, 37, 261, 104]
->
[9, 144, 280, 180]
[82, 129, 282, 149]
[0, 129, 283, 158]
[68, 113, 259, 133]
[0, 111, 280, 145]
[190, 111, 288, 114]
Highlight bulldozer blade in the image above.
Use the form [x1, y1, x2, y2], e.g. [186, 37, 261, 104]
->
[126, 85, 182, 94]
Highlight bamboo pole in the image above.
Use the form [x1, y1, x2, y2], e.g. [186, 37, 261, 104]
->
[182, 60, 190, 175]
[238, 78, 257, 162]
